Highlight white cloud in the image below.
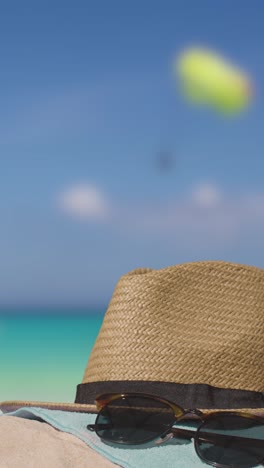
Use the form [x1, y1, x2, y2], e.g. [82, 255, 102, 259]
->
[56, 181, 264, 250]
[57, 184, 109, 220]
[107, 182, 264, 248]
[191, 183, 222, 208]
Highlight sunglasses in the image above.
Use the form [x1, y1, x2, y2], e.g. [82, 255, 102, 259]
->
[87, 393, 264, 468]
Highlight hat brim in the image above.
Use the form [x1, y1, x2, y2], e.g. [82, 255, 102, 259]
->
[1, 400, 263, 417]
[0, 400, 98, 414]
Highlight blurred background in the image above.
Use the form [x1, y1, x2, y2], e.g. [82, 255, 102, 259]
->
[1, 0, 264, 404]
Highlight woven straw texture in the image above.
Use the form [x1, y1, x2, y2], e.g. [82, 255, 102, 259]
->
[83, 261, 264, 393]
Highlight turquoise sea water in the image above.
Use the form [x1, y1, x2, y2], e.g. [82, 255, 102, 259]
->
[0, 310, 104, 404]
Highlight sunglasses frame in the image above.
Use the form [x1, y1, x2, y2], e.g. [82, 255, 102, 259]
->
[88, 392, 264, 468]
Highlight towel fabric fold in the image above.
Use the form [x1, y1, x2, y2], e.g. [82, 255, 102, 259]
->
[1, 407, 207, 468]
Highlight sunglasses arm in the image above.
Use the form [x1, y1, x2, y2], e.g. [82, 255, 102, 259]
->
[157, 427, 263, 451]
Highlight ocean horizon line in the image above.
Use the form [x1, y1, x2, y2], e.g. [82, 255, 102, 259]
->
[0, 305, 107, 315]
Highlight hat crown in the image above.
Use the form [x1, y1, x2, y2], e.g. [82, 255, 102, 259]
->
[83, 261, 264, 393]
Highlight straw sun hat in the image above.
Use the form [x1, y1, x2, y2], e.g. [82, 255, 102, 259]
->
[1, 260, 263, 416]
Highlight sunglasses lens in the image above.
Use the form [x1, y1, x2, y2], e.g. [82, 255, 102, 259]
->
[95, 395, 176, 444]
[196, 414, 264, 468]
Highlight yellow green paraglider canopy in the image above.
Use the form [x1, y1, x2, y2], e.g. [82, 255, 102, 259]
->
[175, 47, 253, 115]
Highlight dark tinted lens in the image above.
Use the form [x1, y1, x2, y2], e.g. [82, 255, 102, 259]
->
[95, 395, 175, 444]
[196, 414, 264, 468]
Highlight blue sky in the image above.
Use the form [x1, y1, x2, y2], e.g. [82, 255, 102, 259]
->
[1, 0, 264, 306]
